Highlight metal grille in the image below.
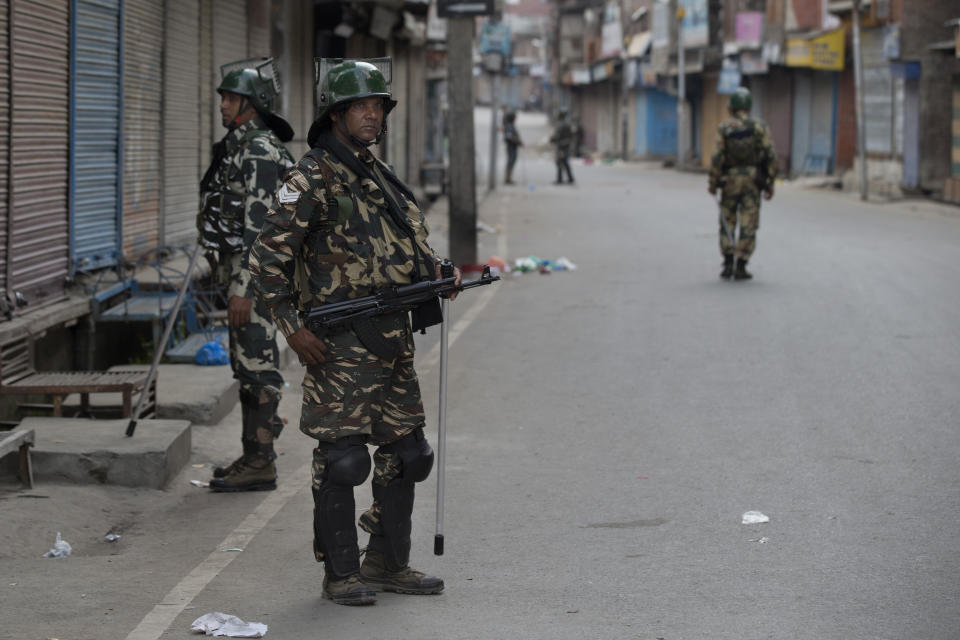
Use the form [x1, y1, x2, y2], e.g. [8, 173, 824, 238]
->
[9, 0, 69, 308]
[121, 0, 162, 258]
[211, 0, 248, 148]
[161, 0, 200, 248]
[0, 0, 9, 297]
[71, 0, 121, 272]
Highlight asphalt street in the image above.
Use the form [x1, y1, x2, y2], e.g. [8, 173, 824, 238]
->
[2, 110, 959, 640]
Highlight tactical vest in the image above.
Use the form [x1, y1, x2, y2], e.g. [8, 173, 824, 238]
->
[198, 128, 281, 254]
[723, 120, 761, 169]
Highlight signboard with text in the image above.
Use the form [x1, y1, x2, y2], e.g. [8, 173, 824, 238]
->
[786, 29, 845, 71]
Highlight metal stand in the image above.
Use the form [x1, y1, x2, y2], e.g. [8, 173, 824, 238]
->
[434, 260, 454, 555]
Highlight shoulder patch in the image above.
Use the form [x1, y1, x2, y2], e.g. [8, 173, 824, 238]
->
[277, 183, 301, 204]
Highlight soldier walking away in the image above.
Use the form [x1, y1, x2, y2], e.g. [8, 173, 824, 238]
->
[197, 58, 295, 491]
[502, 109, 523, 185]
[708, 87, 777, 280]
[249, 58, 460, 606]
[550, 107, 575, 185]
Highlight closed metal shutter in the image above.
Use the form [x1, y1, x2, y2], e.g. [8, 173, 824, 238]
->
[162, 0, 200, 248]
[0, 0, 10, 299]
[122, 0, 162, 258]
[211, 0, 248, 149]
[861, 28, 894, 155]
[9, 0, 69, 308]
[71, 0, 121, 272]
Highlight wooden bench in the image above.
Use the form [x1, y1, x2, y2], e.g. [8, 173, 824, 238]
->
[0, 338, 156, 419]
[0, 428, 34, 488]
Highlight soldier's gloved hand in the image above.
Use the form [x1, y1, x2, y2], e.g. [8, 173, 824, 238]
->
[286, 327, 328, 365]
[708, 185, 717, 196]
[435, 263, 462, 301]
[228, 296, 253, 328]
[763, 186, 774, 200]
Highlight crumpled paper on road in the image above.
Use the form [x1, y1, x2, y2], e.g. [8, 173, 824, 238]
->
[190, 612, 267, 637]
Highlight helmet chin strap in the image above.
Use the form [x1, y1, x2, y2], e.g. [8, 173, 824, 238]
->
[228, 96, 252, 130]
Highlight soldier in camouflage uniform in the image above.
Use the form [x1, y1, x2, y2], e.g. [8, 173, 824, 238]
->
[250, 59, 460, 605]
[198, 58, 295, 492]
[550, 107, 575, 185]
[502, 109, 522, 185]
[708, 87, 777, 280]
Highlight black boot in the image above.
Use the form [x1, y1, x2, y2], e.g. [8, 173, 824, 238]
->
[359, 482, 444, 595]
[720, 254, 734, 280]
[313, 441, 377, 606]
[734, 258, 753, 280]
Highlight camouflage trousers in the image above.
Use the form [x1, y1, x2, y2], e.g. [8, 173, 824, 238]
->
[304, 314, 428, 543]
[303, 314, 425, 484]
[719, 184, 761, 260]
[227, 289, 284, 454]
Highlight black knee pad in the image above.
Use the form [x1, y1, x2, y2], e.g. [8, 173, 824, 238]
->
[380, 428, 434, 483]
[324, 439, 371, 487]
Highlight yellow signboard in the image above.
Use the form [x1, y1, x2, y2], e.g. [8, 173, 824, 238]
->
[786, 29, 845, 71]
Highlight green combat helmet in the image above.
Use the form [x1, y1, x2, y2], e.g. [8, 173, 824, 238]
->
[729, 87, 752, 112]
[308, 58, 397, 148]
[218, 57, 294, 142]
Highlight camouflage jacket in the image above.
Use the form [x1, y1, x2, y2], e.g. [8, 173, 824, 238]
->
[708, 113, 777, 193]
[249, 143, 439, 338]
[198, 118, 294, 299]
[503, 122, 522, 147]
[550, 121, 573, 155]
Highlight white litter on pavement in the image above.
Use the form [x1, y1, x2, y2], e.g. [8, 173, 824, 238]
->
[190, 479, 210, 488]
[43, 532, 72, 558]
[190, 612, 267, 637]
[742, 511, 770, 524]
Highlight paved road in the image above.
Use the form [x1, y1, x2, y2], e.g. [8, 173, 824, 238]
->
[3, 112, 959, 640]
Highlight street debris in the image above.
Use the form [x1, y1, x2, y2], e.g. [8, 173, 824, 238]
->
[43, 532, 72, 558]
[104, 533, 121, 542]
[190, 612, 267, 637]
[190, 480, 211, 488]
[741, 511, 770, 524]
[512, 255, 577, 274]
[749, 536, 770, 544]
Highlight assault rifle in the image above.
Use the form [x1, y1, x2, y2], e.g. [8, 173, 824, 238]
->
[305, 264, 499, 348]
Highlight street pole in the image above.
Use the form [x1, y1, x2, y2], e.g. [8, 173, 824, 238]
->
[488, 70, 499, 192]
[852, 0, 868, 200]
[676, 3, 686, 168]
[447, 16, 479, 266]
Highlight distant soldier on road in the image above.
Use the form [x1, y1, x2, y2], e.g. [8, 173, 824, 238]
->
[502, 109, 522, 185]
[550, 107, 575, 185]
[708, 87, 777, 280]
[198, 58, 295, 491]
[250, 59, 460, 606]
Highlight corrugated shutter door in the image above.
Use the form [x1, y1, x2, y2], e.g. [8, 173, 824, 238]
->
[861, 28, 893, 155]
[10, 0, 69, 307]
[211, 0, 248, 149]
[0, 0, 10, 297]
[162, 0, 200, 247]
[72, 0, 121, 271]
[122, 0, 162, 258]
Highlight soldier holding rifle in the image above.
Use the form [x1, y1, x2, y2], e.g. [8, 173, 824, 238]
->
[250, 59, 461, 606]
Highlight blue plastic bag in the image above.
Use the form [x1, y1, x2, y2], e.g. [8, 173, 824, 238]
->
[195, 340, 229, 366]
